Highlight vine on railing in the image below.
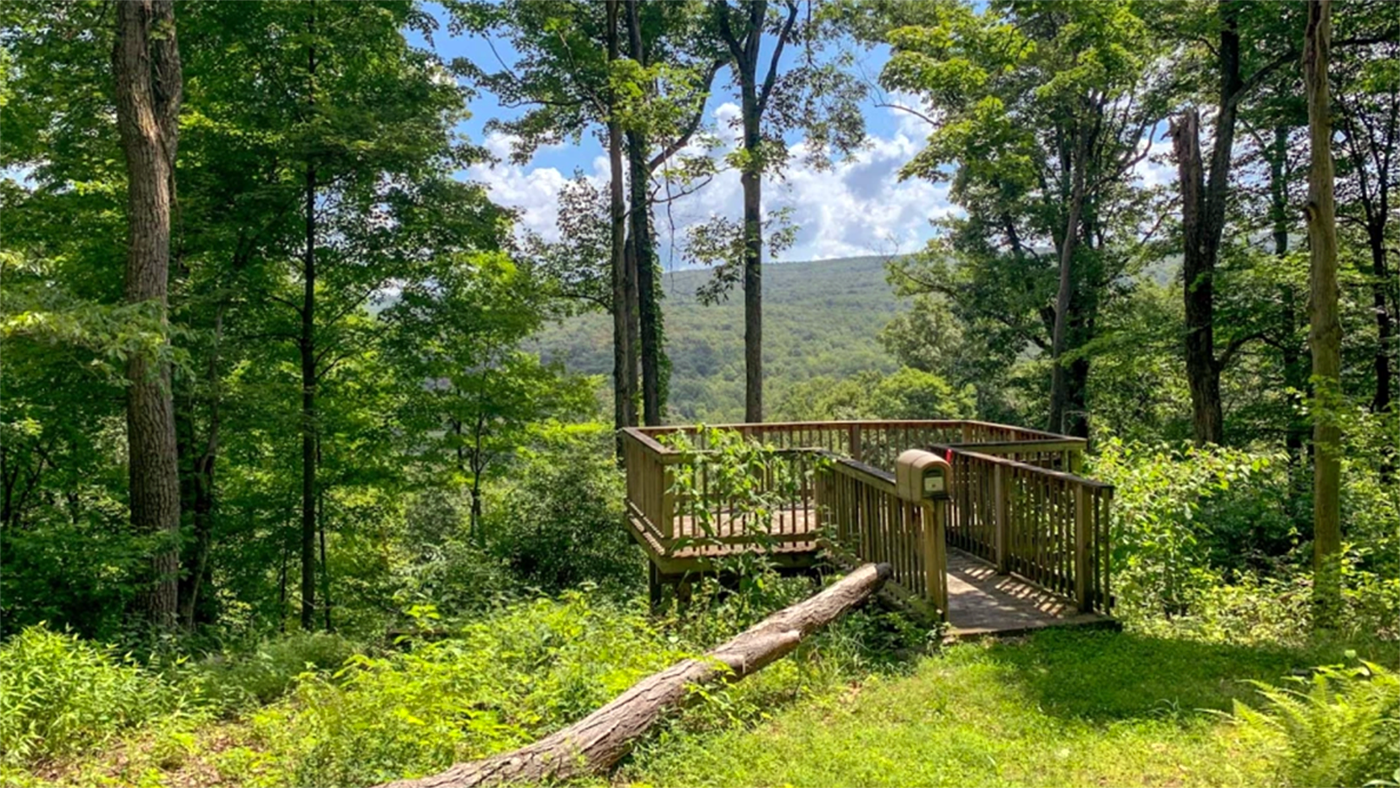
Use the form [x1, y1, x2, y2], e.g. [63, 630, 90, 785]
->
[660, 427, 802, 556]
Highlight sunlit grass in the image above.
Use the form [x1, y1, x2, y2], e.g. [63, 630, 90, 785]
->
[625, 628, 1361, 788]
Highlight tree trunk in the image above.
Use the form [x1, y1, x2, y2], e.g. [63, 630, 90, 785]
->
[1268, 125, 1309, 463]
[318, 442, 332, 632]
[606, 0, 635, 449]
[1173, 0, 1244, 447]
[741, 75, 763, 423]
[625, 233, 641, 419]
[178, 305, 224, 630]
[113, 0, 183, 629]
[626, 0, 664, 426]
[300, 9, 319, 632]
[1047, 126, 1087, 436]
[1304, 0, 1342, 618]
[1367, 225, 1393, 420]
[178, 450, 215, 629]
[1172, 109, 1225, 446]
[378, 563, 891, 788]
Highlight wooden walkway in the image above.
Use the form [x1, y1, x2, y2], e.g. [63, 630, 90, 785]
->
[944, 549, 1115, 638]
[622, 421, 1116, 631]
[628, 505, 1113, 637]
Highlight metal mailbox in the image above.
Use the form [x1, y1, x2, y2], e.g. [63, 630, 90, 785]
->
[894, 449, 951, 502]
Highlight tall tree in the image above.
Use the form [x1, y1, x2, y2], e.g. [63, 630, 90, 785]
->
[712, 0, 792, 424]
[112, 0, 184, 628]
[1334, 17, 1398, 434]
[1303, 0, 1342, 615]
[710, 0, 864, 422]
[465, 0, 722, 428]
[298, 0, 320, 632]
[606, 0, 638, 437]
[622, 1, 717, 424]
[882, 0, 1165, 437]
[1169, 0, 1303, 445]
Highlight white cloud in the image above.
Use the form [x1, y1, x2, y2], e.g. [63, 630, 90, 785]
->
[464, 102, 959, 263]
[1133, 133, 1177, 190]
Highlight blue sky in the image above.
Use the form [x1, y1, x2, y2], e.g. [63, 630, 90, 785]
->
[407, 5, 961, 269]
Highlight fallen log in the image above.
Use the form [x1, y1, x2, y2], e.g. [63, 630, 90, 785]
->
[378, 562, 891, 788]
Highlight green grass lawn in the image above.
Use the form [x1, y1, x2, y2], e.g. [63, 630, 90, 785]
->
[625, 628, 1348, 788]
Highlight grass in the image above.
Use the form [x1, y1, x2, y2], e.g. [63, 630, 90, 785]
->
[6, 620, 1390, 787]
[624, 628, 1362, 788]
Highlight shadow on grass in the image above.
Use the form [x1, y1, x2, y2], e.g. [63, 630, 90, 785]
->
[970, 627, 1352, 722]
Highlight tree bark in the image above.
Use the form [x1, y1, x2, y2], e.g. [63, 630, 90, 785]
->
[178, 304, 224, 629]
[1173, 0, 1245, 446]
[1047, 124, 1088, 437]
[378, 563, 891, 788]
[1172, 109, 1225, 446]
[626, 0, 664, 426]
[1367, 225, 1393, 421]
[1267, 125, 1309, 464]
[113, 0, 183, 629]
[300, 3, 319, 631]
[1304, 0, 1342, 618]
[607, 0, 636, 449]
[738, 7, 764, 424]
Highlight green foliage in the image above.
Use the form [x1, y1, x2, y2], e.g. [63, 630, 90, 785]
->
[0, 626, 194, 767]
[188, 632, 361, 713]
[483, 426, 640, 596]
[1231, 660, 1400, 788]
[238, 595, 689, 787]
[1091, 439, 1292, 617]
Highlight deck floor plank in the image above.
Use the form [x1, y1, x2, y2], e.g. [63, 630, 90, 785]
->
[944, 548, 1114, 638]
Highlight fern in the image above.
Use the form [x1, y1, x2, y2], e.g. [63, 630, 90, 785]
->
[1231, 660, 1400, 788]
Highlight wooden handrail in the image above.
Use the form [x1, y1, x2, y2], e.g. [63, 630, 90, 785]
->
[938, 446, 1113, 613]
[622, 420, 1112, 616]
[935, 446, 1114, 490]
[814, 456, 948, 617]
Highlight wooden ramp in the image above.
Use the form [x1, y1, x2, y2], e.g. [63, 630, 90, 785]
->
[944, 548, 1116, 638]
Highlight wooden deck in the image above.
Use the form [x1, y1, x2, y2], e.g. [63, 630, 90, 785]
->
[622, 420, 1115, 632]
[627, 505, 1112, 637]
[624, 506, 821, 575]
[944, 549, 1116, 638]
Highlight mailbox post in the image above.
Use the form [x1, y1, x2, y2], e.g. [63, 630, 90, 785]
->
[894, 450, 951, 617]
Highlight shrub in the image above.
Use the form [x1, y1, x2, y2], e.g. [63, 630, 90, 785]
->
[189, 631, 361, 713]
[0, 625, 192, 766]
[1231, 660, 1400, 787]
[484, 427, 640, 597]
[1090, 440, 1290, 618]
[241, 593, 688, 787]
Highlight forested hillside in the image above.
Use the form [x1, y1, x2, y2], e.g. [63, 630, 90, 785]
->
[535, 256, 901, 421]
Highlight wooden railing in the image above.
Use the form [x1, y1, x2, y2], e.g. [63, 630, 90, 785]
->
[623, 428, 677, 543]
[622, 429, 822, 552]
[622, 420, 1110, 617]
[813, 453, 948, 616]
[634, 420, 1078, 471]
[938, 447, 1113, 613]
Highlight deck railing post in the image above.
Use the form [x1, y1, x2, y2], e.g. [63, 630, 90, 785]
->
[661, 463, 676, 541]
[922, 500, 948, 619]
[994, 463, 1009, 574]
[1074, 483, 1091, 612]
[848, 423, 861, 462]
